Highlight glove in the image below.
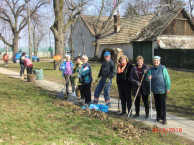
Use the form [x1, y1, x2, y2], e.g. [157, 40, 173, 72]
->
[144, 69, 148, 74]
[106, 78, 111, 84]
[137, 82, 141, 87]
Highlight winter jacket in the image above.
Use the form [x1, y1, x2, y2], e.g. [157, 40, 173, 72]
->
[79, 63, 92, 85]
[147, 64, 171, 94]
[116, 63, 133, 84]
[60, 61, 74, 76]
[24, 58, 33, 67]
[130, 64, 150, 96]
[98, 59, 116, 80]
[72, 62, 83, 85]
[20, 56, 25, 65]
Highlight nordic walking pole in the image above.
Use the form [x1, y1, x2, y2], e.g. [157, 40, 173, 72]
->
[150, 78, 153, 119]
[126, 72, 146, 120]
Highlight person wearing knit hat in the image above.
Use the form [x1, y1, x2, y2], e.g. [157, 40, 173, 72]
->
[93, 51, 116, 108]
[60, 54, 74, 95]
[147, 56, 171, 125]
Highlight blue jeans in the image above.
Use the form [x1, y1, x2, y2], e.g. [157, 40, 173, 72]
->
[94, 78, 112, 104]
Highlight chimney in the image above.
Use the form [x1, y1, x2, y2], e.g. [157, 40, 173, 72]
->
[114, 14, 120, 33]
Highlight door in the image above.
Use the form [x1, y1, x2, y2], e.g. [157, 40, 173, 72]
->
[133, 41, 152, 64]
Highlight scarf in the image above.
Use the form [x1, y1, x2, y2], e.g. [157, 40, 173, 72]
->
[117, 62, 127, 73]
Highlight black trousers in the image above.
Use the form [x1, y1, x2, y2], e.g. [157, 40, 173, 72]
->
[78, 85, 85, 99]
[117, 83, 132, 113]
[20, 64, 25, 76]
[80, 83, 91, 104]
[64, 75, 75, 94]
[27, 66, 33, 74]
[135, 89, 149, 115]
[154, 93, 167, 120]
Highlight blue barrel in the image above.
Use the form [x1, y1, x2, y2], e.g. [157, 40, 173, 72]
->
[33, 69, 44, 80]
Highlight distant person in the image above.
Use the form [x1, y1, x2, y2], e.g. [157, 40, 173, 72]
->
[147, 56, 171, 125]
[79, 55, 92, 104]
[24, 57, 33, 74]
[130, 56, 150, 119]
[93, 51, 116, 108]
[3, 53, 9, 66]
[20, 52, 26, 79]
[60, 55, 74, 95]
[116, 55, 133, 116]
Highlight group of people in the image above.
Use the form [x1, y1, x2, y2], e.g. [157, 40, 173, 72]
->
[60, 52, 171, 125]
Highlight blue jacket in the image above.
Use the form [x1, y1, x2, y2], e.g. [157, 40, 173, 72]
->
[60, 61, 74, 76]
[79, 63, 92, 84]
[147, 64, 171, 94]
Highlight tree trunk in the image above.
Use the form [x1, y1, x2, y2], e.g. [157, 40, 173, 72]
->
[12, 32, 19, 56]
[94, 38, 100, 61]
[51, 0, 64, 70]
[54, 36, 64, 69]
[70, 24, 74, 60]
[33, 26, 37, 56]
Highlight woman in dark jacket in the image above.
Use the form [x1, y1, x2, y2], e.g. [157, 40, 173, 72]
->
[130, 56, 150, 119]
[20, 52, 26, 78]
[117, 55, 133, 116]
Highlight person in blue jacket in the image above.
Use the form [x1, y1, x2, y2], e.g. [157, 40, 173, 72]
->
[60, 55, 75, 95]
[147, 56, 171, 125]
[79, 55, 93, 104]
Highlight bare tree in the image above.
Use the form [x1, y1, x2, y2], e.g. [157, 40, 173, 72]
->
[0, 0, 49, 56]
[93, 0, 123, 61]
[188, 0, 194, 17]
[31, 11, 47, 57]
[50, 0, 88, 69]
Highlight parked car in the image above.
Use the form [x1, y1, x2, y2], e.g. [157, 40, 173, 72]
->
[12, 52, 39, 63]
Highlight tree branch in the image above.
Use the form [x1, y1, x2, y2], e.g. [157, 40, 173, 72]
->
[0, 33, 12, 48]
[100, 0, 123, 35]
[50, 25, 60, 41]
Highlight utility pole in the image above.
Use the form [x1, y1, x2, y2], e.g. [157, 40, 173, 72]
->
[27, 0, 32, 60]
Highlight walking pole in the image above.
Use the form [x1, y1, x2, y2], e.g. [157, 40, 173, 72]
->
[126, 72, 146, 120]
[150, 79, 153, 119]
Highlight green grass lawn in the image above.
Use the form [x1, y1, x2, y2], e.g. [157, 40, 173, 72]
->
[0, 61, 194, 120]
[0, 74, 193, 144]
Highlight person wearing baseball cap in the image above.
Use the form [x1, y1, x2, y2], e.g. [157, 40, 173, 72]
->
[93, 51, 116, 108]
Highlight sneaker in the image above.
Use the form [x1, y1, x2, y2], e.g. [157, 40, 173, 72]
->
[133, 114, 139, 118]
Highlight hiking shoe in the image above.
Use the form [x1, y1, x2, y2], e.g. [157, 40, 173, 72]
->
[133, 114, 139, 118]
